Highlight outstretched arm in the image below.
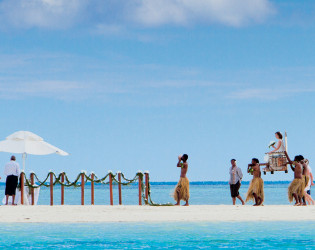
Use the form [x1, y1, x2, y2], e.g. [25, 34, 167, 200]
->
[284, 151, 295, 171]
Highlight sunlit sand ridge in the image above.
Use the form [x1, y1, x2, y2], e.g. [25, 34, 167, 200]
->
[0, 205, 314, 223]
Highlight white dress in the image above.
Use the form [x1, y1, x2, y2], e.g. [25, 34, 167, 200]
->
[275, 139, 285, 152]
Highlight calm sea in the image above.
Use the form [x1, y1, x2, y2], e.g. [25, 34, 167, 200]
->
[0, 181, 307, 205]
[0, 222, 314, 249]
[1, 182, 314, 249]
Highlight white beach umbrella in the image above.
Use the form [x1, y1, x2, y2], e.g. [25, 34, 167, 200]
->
[0, 131, 69, 170]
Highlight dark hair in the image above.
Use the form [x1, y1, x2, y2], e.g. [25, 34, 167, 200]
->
[275, 131, 283, 139]
[231, 159, 236, 162]
[252, 158, 259, 164]
[11, 155, 16, 161]
[294, 155, 304, 162]
[182, 154, 188, 162]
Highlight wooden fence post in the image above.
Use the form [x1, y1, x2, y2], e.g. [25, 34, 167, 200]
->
[81, 172, 85, 205]
[109, 173, 113, 205]
[50, 172, 54, 206]
[118, 172, 122, 205]
[138, 173, 142, 205]
[91, 173, 95, 205]
[61, 172, 65, 205]
[20, 172, 25, 205]
[30, 173, 35, 205]
[144, 171, 149, 203]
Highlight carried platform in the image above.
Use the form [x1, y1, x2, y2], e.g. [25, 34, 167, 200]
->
[248, 132, 292, 175]
[262, 151, 289, 175]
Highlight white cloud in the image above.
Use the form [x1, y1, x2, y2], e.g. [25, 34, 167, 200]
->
[0, 0, 274, 30]
[0, 81, 86, 99]
[227, 87, 315, 100]
[131, 0, 274, 27]
[0, 0, 88, 29]
[0, 80, 133, 101]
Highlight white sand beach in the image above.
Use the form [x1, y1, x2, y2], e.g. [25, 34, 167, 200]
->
[0, 205, 314, 223]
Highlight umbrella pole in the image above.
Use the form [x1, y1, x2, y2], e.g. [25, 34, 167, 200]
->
[22, 153, 27, 171]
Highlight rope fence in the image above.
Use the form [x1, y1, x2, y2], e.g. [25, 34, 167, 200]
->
[18, 170, 173, 206]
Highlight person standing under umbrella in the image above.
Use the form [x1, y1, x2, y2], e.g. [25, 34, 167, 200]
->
[4, 156, 20, 205]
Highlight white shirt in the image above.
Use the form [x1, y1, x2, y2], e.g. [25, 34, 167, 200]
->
[4, 161, 20, 176]
[229, 166, 243, 184]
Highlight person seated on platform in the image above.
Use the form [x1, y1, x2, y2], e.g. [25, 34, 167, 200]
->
[246, 158, 264, 206]
[4, 156, 20, 205]
[229, 159, 245, 205]
[268, 131, 285, 154]
[286, 155, 304, 206]
[174, 154, 189, 206]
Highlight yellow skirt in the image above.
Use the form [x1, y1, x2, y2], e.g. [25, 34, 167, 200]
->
[174, 177, 190, 201]
[288, 178, 304, 203]
[245, 177, 264, 203]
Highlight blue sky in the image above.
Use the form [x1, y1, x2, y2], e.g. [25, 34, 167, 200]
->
[0, 0, 315, 182]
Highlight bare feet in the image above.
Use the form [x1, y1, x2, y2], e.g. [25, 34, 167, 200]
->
[294, 202, 301, 206]
[242, 201, 245, 205]
[183, 203, 189, 206]
[175, 203, 180, 206]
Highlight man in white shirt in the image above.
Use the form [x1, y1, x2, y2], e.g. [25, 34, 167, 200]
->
[4, 156, 20, 205]
[229, 159, 245, 205]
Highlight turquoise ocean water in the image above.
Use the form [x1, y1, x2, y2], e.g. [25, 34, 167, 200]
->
[0, 222, 314, 249]
[1, 182, 314, 249]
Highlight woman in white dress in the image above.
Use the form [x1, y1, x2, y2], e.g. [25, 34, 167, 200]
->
[267, 132, 286, 170]
[268, 131, 285, 154]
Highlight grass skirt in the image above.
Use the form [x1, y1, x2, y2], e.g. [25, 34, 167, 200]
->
[288, 178, 303, 203]
[245, 177, 264, 203]
[174, 177, 190, 202]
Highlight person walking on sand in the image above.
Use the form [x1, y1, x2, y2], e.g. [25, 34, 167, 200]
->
[174, 154, 189, 206]
[246, 158, 264, 206]
[229, 159, 245, 205]
[301, 159, 314, 205]
[4, 156, 20, 205]
[306, 161, 314, 196]
[286, 155, 304, 206]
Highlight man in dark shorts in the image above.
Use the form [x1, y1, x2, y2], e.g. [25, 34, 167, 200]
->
[4, 156, 20, 205]
[229, 159, 245, 205]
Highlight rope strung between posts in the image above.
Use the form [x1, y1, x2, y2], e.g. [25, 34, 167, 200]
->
[20, 171, 173, 206]
[143, 173, 173, 206]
